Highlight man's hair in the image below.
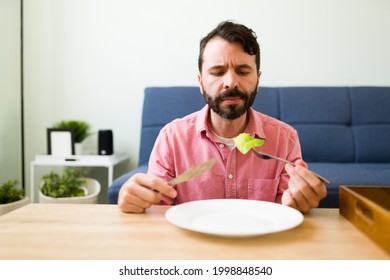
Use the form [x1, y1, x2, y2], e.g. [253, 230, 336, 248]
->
[198, 20, 261, 72]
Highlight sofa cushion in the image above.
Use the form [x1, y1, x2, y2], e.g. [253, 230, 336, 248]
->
[349, 87, 390, 163]
[309, 163, 390, 207]
[350, 87, 390, 124]
[295, 124, 354, 162]
[353, 125, 390, 163]
[279, 87, 351, 124]
[278, 87, 353, 163]
[140, 87, 205, 165]
[253, 87, 280, 118]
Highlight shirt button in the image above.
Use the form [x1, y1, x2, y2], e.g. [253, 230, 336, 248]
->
[219, 143, 225, 148]
[228, 174, 233, 180]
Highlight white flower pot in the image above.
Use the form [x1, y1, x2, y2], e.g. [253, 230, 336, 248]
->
[0, 197, 30, 216]
[74, 142, 83, 155]
[39, 178, 100, 204]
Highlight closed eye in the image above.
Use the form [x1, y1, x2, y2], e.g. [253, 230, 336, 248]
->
[209, 66, 226, 76]
[236, 65, 252, 76]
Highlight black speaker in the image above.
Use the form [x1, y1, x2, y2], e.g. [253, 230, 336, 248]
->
[98, 130, 113, 155]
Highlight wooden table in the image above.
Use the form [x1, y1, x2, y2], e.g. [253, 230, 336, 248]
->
[0, 204, 388, 260]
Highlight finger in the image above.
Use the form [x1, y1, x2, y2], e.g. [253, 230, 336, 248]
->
[117, 184, 148, 213]
[294, 159, 308, 169]
[287, 164, 320, 198]
[294, 165, 327, 199]
[134, 174, 177, 199]
[118, 174, 162, 213]
[287, 174, 311, 212]
[118, 186, 157, 213]
[293, 160, 327, 198]
[285, 164, 315, 212]
[285, 164, 312, 194]
[294, 166, 321, 193]
[127, 184, 161, 205]
[128, 177, 165, 203]
[118, 190, 146, 213]
[281, 189, 298, 209]
[119, 201, 146, 214]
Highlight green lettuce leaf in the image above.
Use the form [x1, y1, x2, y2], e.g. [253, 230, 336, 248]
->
[233, 133, 265, 154]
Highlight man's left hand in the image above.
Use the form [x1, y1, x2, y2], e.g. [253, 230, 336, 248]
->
[282, 160, 327, 213]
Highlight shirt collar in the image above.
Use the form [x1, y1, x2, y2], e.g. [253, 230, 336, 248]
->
[196, 105, 213, 138]
[195, 105, 266, 140]
[244, 107, 266, 140]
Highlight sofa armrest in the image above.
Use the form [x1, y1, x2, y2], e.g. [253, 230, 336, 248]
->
[107, 165, 148, 204]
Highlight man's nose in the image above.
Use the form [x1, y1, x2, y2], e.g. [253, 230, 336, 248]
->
[223, 71, 239, 89]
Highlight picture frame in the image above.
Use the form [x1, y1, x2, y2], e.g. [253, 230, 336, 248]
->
[47, 128, 75, 156]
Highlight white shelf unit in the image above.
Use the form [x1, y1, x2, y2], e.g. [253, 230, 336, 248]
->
[30, 153, 129, 203]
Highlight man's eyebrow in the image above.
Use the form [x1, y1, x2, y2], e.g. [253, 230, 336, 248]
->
[208, 65, 226, 71]
[236, 64, 253, 69]
[208, 64, 253, 71]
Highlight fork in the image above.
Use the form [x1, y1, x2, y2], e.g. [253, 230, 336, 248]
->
[251, 149, 331, 185]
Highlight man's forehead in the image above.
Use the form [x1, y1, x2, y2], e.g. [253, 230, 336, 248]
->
[202, 38, 256, 68]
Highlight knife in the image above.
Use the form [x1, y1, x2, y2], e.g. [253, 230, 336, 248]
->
[168, 158, 216, 186]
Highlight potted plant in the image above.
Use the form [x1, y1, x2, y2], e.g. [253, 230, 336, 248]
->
[53, 120, 91, 154]
[39, 167, 100, 204]
[0, 180, 30, 215]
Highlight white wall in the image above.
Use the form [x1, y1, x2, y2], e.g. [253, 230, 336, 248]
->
[23, 0, 390, 195]
[0, 0, 21, 184]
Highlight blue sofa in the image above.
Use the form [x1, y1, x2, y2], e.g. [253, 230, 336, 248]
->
[108, 86, 390, 207]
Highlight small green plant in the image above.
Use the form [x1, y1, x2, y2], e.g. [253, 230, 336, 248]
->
[53, 120, 91, 143]
[40, 167, 87, 198]
[0, 180, 24, 204]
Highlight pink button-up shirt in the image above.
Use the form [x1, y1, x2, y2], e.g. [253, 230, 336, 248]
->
[148, 105, 302, 205]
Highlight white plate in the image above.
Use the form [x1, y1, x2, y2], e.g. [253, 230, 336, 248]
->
[165, 199, 304, 238]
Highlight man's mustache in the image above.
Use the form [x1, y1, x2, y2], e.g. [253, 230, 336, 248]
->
[217, 89, 246, 101]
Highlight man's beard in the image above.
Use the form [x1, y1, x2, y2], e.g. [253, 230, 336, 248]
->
[202, 87, 258, 120]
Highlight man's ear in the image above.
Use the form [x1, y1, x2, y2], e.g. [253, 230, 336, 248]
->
[197, 73, 204, 95]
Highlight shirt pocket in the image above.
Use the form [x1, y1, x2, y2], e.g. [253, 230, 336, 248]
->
[247, 178, 280, 202]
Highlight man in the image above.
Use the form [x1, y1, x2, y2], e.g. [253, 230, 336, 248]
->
[118, 20, 327, 214]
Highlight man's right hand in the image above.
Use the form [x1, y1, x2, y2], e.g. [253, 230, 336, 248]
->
[118, 173, 177, 213]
